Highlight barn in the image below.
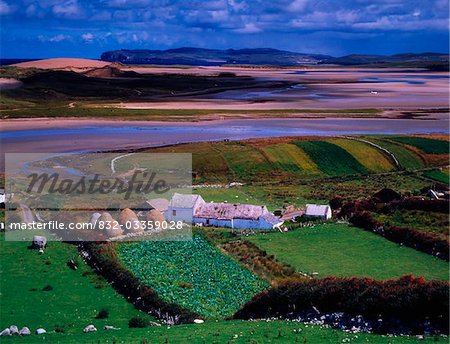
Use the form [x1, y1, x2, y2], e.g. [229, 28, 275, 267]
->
[167, 193, 205, 223]
[193, 202, 283, 230]
[304, 204, 332, 220]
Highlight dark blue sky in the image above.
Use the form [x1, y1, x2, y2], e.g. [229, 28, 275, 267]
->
[1, 0, 448, 58]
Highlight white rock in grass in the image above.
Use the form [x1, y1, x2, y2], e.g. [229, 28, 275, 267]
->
[104, 325, 120, 330]
[0, 328, 11, 336]
[35, 328, 46, 335]
[19, 327, 31, 336]
[9, 325, 19, 335]
[83, 325, 97, 333]
[193, 319, 204, 324]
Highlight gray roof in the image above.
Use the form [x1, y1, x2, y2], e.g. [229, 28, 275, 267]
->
[305, 204, 331, 216]
[147, 198, 170, 212]
[169, 193, 204, 208]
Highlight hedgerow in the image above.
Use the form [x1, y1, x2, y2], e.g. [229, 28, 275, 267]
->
[234, 276, 449, 334]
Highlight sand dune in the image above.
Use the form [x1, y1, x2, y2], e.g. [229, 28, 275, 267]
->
[12, 58, 110, 69]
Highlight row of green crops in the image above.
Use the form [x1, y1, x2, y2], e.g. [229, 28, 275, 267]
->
[117, 235, 269, 319]
[294, 140, 369, 176]
[388, 136, 449, 154]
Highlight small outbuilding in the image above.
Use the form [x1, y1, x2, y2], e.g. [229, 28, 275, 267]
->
[304, 204, 332, 220]
[167, 193, 205, 222]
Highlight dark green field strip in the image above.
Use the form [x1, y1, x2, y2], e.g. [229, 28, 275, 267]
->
[388, 136, 449, 154]
[365, 138, 425, 170]
[294, 140, 369, 176]
[422, 169, 450, 184]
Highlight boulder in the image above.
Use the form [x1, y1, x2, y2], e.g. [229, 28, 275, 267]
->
[0, 328, 11, 336]
[32, 235, 47, 249]
[104, 325, 120, 330]
[19, 327, 31, 336]
[35, 328, 46, 335]
[83, 324, 97, 333]
[9, 325, 18, 335]
[99, 212, 123, 238]
[193, 319, 204, 324]
[119, 208, 144, 234]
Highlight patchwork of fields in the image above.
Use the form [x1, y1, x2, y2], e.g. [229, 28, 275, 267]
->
[118, 235, 268, 319]
[151, 135, 448, 184]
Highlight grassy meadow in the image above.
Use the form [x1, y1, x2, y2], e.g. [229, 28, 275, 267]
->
[0, 234, 155, 335]
[247, 223, 449, 281]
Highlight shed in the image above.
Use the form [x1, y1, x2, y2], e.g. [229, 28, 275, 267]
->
[167, 193, 205, 222]
[304, 204, 332, 220]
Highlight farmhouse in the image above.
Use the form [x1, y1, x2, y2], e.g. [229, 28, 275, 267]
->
[304, 204, 332, 220]
[167, 193, 205, 222]
[193, 202, 283, 230]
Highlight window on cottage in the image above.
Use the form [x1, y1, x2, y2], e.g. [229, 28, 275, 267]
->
[172, 209, 176, 216]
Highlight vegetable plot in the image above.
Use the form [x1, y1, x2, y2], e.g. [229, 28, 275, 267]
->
[118, 235, 268, 319]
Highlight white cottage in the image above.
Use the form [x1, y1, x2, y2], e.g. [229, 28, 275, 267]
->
[193, 202, 283, 230]
[167, 193, 205, 223]
[304, 204, 332, 220]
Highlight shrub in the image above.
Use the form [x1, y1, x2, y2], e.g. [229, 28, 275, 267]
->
[128, 316, 148, 328]
[96, 308, 109, 319]
[54, 325, 65, 333]
[42, 284, 53, 291]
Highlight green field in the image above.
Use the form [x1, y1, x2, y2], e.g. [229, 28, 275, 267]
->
[328, 138, 395, 173]
[388, 136, 449, 154]
[0, 319, 442, 343]
[363, 138, 426, 170]
[0, 234, 154, 335]
[422, 169, 450, 184]
[118, 235, 268, 319]
[248, 223, 449, 281]
[294, 141, 369, 176]
[374, 209, 449, 238]
[262, 143, 324, 176]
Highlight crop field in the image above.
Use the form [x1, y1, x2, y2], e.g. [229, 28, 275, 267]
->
[362, 137, 426, 170]
[117, 235, 268, 319]
[262, 143, 324, 176]
[388, 136, 449, 154]
[328, 138, 395, 173]
[0, 234, 154, 335]
[422, 168, 450, 184]
[247, 223, 449, 281]
[294, 140, 369, 176]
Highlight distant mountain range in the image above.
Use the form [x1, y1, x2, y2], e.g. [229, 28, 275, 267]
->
[100, 48, 449, 68]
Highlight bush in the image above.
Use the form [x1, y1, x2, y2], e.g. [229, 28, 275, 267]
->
[42, 284, 53, 291]
[96, 308, 109, 319]
[128, 316, 148, 328]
